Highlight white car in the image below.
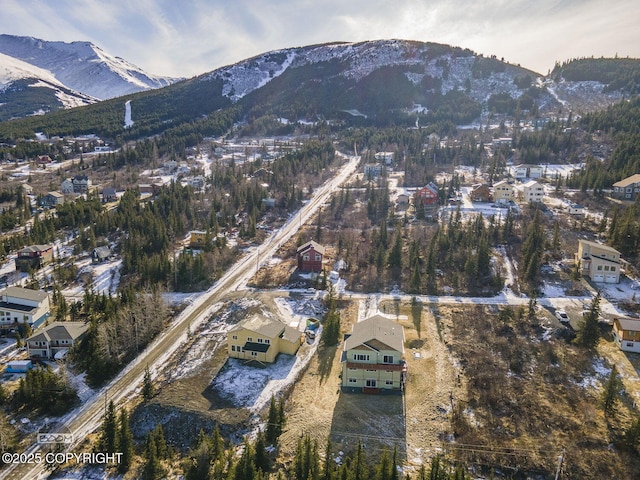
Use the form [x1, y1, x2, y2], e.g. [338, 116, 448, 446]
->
[555, 309, 569, 323]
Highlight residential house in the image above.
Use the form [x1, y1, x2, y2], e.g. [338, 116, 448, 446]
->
[15, 245, 54, 272]
[493, 181, 515, 204]
[341, 314, 407, 394]
[35, 155, 53, 166]
[567, 203, 584, 215]
[189, 230, 210, 249]
[415, 183, 439, 205]
[297, 241, 325, 272]
[363, 163, 384, 179]
[26, 322, 89, 359]
[513, 164, 544, 179]
[101, 187, 117, 203]
[227, 315, 302, 364]
[91, 246, 112, 263]
[612, 173, 640, 200]
[0, 286, 50, 331]
[72, 175, 91, 193]
[612, 317, 640, 353]
[396, 193, 410, 205]
[469, 184, 492, 202]
[522, 180, 544, 203]
[40, 191, 65, 207]
[374, 152, 394, 165]
[575, 239, 622, 283]
[61, 178, 74, 194]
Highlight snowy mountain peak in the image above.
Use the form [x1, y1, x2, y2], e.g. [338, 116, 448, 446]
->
[0, 34, 179, 100]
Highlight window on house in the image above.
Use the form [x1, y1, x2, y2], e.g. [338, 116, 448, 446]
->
[604, 266, 610, 271]
[366, 369, 377, 372]
[303, 254, 310, 261]
[231, 345, 236, 352]
[251, 351, 258, 357]
[383, 355, 394, 364]
[315, 254, 321, 261]
[232, 335, 237, 340]
[365, 379, 377, 387]
[247, 337, 253, 342]
[265, 339, 270, 344]
[257, 338, 263, 343]
[597, 265, 603, 271]
[611, 267, 616, 272]
[354, 354, 370, 361]
[348, 378, 357, 384]
[627, 343, 634, 347]
[385, 380, 394, 386]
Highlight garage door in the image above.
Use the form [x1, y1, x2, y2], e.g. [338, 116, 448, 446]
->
[593, 274, 604, 282]
[605, 275, 617, 283]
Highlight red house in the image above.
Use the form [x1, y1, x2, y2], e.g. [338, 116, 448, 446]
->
[414, 183, 439, 204]
[297, 241, 325, 272]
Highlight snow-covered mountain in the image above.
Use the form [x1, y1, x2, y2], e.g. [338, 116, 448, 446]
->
[0, 34, 178, 100]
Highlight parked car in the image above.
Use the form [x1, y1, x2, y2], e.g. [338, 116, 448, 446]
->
[555, 309, 570, 323]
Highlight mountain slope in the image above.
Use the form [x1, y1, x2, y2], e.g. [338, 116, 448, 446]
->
[0, 40, 637, 140]
[0, 51, 95, 120]
[0, 35, 177, 100]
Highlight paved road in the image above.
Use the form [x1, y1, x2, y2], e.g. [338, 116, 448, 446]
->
[0, 153, 359, 480]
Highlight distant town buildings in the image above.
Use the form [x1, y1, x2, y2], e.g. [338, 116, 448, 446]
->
[522, 180, 544, 203]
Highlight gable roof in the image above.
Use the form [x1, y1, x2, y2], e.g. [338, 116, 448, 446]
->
[1, 286, 48, 303]
[579, 239, 621, 256]
[230, 315, 286, 339]
[614, 317, 640, 332]
[344, 315, 404, 354]
[297, 240, 325, 255]
[613, 174, 640, 188]
[27, 322, 88, 343]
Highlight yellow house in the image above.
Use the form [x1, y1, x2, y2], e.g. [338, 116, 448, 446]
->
[341, 315, 406, 394]
[493, 180, 514, 204]
[575, 239, 622, 284]
[228, 315, 302, 364]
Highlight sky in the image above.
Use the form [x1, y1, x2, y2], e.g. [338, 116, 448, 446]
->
[2, 0, 639, 79]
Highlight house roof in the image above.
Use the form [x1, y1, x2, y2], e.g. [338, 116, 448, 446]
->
[230, 315, 286, 339]
[280, 325, 302, 344]
[47, 191, 64, 198]
[102, 187, 117, 195]
[344, 315, 404, 354]
[1, 286, 48, 303]
[493, 180, 512, 188]
[93, 246, 111, 257]
[523, 180, 541, 188]
[27, 322, 89, 343]
[613, 173, 640, 188]
[614, 317, 640, 332]
[579, 239, 621, 256]
[18, 245, 52, 254]
[297, 240, 325, 255]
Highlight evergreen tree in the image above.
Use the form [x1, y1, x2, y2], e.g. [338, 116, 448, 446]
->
[575, 292, 601, 349]
[601, 364, 623, 417]
[142, 364, 155, 401]
[117, 409, 134, 474]
[99, 400, 118, 455]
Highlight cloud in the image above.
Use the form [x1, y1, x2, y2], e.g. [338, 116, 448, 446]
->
[0, 0, 638, 77]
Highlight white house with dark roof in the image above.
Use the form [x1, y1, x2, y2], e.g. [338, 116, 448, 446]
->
[0, 286, 50, 331]
[26, 322, 89, 359]
[341, 314, 407, 394]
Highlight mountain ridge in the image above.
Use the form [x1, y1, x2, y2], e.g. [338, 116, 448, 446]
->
[0, 38, 638, 140]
